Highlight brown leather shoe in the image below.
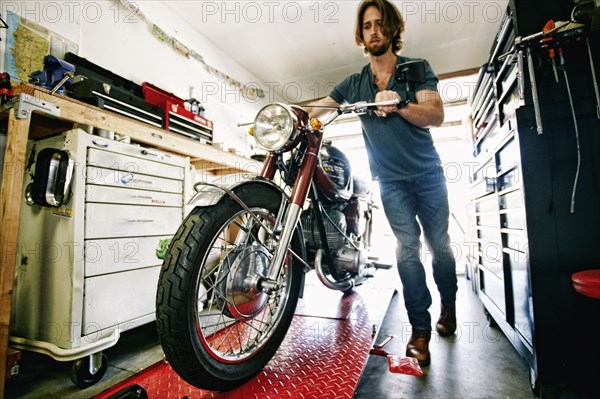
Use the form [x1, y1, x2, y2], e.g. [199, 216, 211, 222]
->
[406, 330, 431, 366]
[436, 306, 456, 337]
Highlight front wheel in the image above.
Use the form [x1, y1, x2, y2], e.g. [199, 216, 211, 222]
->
[156, 184, 303, 391]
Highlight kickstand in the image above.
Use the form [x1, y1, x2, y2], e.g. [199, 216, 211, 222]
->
[370, 336, 423, 376]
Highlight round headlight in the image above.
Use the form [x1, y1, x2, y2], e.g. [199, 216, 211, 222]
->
[253, 103, 296, 151]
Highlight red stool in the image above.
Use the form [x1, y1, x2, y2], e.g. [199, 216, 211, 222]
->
[571, 269, 600, 299]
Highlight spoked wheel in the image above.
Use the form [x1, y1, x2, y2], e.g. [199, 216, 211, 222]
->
[156, 184, 303, 391]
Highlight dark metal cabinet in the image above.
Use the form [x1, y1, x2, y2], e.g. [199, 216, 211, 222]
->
[469, 2, 600, 396]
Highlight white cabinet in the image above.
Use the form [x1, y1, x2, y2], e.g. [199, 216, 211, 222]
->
[9, 128, 189, 361]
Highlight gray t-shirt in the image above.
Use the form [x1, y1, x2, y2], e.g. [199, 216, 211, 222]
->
[330, 55, 441, 182]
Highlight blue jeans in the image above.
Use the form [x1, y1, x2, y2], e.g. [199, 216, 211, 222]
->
[379, 167, 458, 332]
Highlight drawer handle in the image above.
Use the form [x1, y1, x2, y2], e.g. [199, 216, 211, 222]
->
[133, 195, 154, 199]
[128, 219, 155, 223]
[141, 149, 159, 157]
[131, 179, 153, 185]
[92, 140, 109, 148]
[120, 172, 153, 186]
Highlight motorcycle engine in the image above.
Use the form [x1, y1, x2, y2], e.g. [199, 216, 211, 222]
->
[334, 245, 367, 273]
[301, 206, 347, 252]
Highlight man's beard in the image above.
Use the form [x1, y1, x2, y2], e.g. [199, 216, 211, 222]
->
[366, 38, 391, 56]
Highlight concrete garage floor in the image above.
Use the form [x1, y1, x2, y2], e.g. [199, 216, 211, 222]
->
[6, 268, 585, 399]
[355, 276, 532, 399]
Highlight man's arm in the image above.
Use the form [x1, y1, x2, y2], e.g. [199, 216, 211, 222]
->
[303, 96, 341, 120]
[375, 89, 444, 128]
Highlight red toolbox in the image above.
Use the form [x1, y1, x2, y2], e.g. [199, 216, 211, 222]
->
[142, 82, 213, 144]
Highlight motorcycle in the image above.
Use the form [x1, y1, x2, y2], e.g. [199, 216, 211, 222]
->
[155, 62, 424, 391]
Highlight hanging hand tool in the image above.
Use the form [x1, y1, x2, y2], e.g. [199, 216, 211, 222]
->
[558, 51, 582, 214]
[514, 20, 576, 135]
[586, 37, 600, 119]
[526, 46, 544, 134]
[542, 20, 559, 83]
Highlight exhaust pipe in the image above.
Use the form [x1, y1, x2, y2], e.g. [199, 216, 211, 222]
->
[314, 249, 354, 291]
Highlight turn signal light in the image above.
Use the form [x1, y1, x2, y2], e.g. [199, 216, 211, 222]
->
[248, 127, 254, 136]
[310, 118, 323, 131]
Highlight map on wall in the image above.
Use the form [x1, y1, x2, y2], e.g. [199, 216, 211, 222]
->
[3, 11, 78, 83]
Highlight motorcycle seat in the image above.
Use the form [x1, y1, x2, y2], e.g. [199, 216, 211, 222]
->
[352, 175, 371, 198]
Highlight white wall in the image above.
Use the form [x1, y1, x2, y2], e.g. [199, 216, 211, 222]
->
[0, 0, 269, 154]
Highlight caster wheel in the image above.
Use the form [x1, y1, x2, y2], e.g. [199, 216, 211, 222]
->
[70, 353, 108, 388]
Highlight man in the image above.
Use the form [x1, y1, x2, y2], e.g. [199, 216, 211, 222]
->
[309, 0, 458, 366]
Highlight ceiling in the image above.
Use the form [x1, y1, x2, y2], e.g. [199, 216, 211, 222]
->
[165, 1, 510, 102]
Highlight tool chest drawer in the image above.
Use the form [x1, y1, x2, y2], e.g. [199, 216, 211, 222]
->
[500, 209, 526, 230]
[86, 185, 182, 207]
[86, 137, 187, 168]
[87, 148, 185, 180]
[85, 235, 173, 277]
[85, 166, 183, 193]
[499, 190, 523, 210]
[83, 266, 161, 331]
[475, 195, 499, 213]
[476, 212, 500, 228]
[85, 203, 182, 238]
[496, 136, 520, 175]
[477, 226, 501, 244]
[503, 229, 528, 253]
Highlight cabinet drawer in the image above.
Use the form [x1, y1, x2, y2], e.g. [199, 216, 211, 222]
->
[471, 178, 496, 200]
[503, 229, 528, 253]
[472, 157, 496, 183]
[479, 240, 503, 266]
[480, 268, 506, 315]
[477, 213, 500, 228]
[474, 117, 500, 157]
[496, 136, 520, 175]
[85, 203, 181, 238]
[499, 190, 523, 210]
[85, 235, 172, 277]
[477, 226, 501, 244]
[86, 185, 182, 207]
[87, 136, 187, 168]
[475, 195, 498, 213]
[83, 266, 160, 331]
[500, 209, 526, 230]
[497, 168, 519, 192]
[505, 248, 534, 346]
[86, 166, 183, 194]
[480, 255, 503, 278]
[87, 148, 184, 180]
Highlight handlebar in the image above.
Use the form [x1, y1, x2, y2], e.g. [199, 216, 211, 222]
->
[339, 99, 401, 114]
[312, 98, 401, 127]
[236, 98, 402, 128]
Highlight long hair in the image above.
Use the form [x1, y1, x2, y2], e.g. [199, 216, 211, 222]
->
[355, 0, 405, 54]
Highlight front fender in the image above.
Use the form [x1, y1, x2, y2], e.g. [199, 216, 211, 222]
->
[189, 175, 307, 276]
[188, 174, 282, 207]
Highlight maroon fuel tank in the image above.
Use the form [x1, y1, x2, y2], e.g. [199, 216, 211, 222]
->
[313, 144, 353, 203]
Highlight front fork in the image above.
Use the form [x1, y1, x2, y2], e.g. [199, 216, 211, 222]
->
[261, 131, 323, 288]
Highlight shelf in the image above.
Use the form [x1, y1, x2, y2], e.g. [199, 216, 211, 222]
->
[9, 84, 259, 174]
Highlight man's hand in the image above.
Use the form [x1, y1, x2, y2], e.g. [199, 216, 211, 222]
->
[374, 89, 444, 128]
[375, 90, 401, 117]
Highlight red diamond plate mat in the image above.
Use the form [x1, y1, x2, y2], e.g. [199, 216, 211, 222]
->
[93, 273, 396, 399]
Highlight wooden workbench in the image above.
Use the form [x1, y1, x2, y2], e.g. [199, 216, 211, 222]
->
[0, 84, 261, 398]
